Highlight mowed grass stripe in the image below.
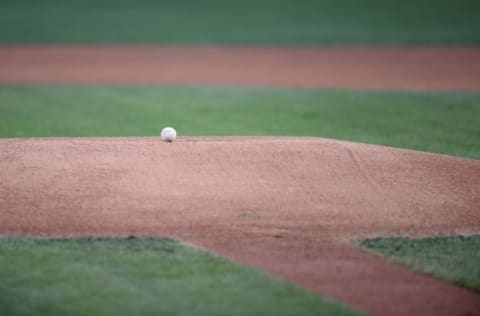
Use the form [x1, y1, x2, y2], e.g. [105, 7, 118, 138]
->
[1, 86, 479, 159]
[359, 235, 480, 292]
[0, 237, 364, 316]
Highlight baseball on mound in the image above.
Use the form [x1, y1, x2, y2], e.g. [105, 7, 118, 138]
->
[160, 127, 177, 142]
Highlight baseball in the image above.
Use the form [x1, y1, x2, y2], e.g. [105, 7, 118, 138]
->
[160, 127, 177, 142]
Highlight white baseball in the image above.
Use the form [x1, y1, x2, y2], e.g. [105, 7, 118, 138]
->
[160, 127, 177, 142]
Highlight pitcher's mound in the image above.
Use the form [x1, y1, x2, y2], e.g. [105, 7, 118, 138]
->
[1, 136, 479, 316]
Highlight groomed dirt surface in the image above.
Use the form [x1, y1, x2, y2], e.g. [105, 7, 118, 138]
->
[1, 137, 480, 316]
[1, 46, 480, 90]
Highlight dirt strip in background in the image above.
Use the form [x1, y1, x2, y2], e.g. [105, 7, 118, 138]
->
[1, 46, 480, 90]
[1, 137, 479, 316]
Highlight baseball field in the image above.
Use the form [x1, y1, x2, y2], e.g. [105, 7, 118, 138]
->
[1, 1, 480, 316]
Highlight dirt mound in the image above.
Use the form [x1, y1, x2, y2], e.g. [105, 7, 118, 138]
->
[1, 46, 480, 90]
[1, 137, 479, 315]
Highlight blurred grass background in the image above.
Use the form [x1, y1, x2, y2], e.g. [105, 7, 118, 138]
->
[0, 0, 479, 44]
[1, 86, 479, 159]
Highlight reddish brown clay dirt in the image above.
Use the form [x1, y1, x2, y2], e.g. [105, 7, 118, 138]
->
[1, 46, 480, 90]
[1, 137, 479, 315]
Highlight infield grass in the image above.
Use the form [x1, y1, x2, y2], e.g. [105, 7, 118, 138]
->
[0, 0, 479, 44]
[1, 86, 479, 159]
[359, 235, 480, 292]
[0, 236, 363, 316]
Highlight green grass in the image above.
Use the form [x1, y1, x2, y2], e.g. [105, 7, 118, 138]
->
[0, 236, 363, 316]
[359, 235, 480, 292]
[0, 0, 479, 44]
[1, 86, 479, 159]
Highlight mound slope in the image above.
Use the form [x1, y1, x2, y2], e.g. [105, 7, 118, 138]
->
[1, 137, 479, 315]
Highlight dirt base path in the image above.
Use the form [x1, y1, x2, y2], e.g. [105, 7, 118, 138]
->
[1, 137, 479, 316]
[1, 46, 480, 90]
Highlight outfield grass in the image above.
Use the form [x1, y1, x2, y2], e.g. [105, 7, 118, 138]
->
[1, 86, 479, 159]
[359, 235, 480, 292]
[0, 237, 363, 316]
[0, 0, 479, 44]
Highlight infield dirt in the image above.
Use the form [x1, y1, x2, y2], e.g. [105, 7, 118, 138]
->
[1, 137, 479, 315]
[1, 46, 480, 90]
